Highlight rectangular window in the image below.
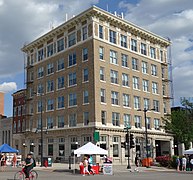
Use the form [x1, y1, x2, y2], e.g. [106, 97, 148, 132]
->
[68, 52, 76, 67]
[37, 116, 41, 129]
[47, 63, 54, 75]
[151, 64, 157, 76]
[160, 50, 163, 61]
[122, 73, 129, 87]
[58, 115, 64, 128]
[123, 93, 130, 107]
[48, 144, 53, 156]
[123, 114, 131, 127]
[37, 67, 44, 78]
[112, 112, 120, 126]
[142, 61, 148, 74]
[69, 93, 77, 107]
[141, 43, 147, 55]
[121, 54, 128, 68]
[82, 48, 88, 61]
[133, 76, 139, 90]
[68, 32, 76, 47]
[153, 100, 159, 112]
[83, 69, 89, 82]
[99, 25, 103, 39]
[99, 47, 104, 60]
[134, 96, 140, 109]
[57, 58, 64, 71]
[146, 117, 151, 129]
[163, 84, 166, 96]
[57, 96, 64, 109]
[163, 102, 167, 113]
[101, 111, 106, 125]
[152, 82, 158, 94]
[162, 67, 165, 78]
[47, 116, 53, 129]
[57, 76, 65, 89]
[47, 99, 54, 111]
[47, 80, 54, 92]
[59, 144, 65, 156]
[69, 113, 77, 127]
[113, 143, 119, 157]
[150, 47, 156, 59]
[38, 49, 44, 61]
[82, 26, 87, 40]
[47, 44, 54, 57]
[110, 70, 118, 84]
[57, 38, 64, 52]
[83, 112, 89, 126]
[131, 39, 137, 52]
[144, 98, 150, 110]
[109, 30, 116, 44]
[68, 72, 77, 86]
[134, 115, 141, 128]
[100, 67, 105, 81]
[83, 90, 89, 104]
[120, 34, 127, 48]
[132, 58, 138, 70]
[111, 91, 119, 105]
[110, 50, 118, 65]
[142, 79, 149, 92]
[37, 100, 42, 113]
[100, 89, 106, 103]
[154, 118, 160, 130]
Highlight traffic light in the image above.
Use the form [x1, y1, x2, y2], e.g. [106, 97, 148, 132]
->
[125, 133, 129, 143]
[130, 134, 135, 148]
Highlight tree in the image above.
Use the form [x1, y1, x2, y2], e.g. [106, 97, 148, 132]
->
[163, 99, 193, 150]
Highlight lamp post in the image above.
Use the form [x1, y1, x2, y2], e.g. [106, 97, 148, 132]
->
[124, 125, 131, 169]
[137, 108, 155, 168]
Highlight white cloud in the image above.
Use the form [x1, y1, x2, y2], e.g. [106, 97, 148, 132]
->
[0, 82, 17, 93]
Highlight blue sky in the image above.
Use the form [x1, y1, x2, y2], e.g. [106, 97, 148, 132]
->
[1, 0, 193, 116]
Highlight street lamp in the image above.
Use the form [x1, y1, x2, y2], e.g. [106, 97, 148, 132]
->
[124, 125, 131, 169]
[137, 108, 155, 168]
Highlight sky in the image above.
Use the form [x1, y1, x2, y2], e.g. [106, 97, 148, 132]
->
[0, 0, 193, 116]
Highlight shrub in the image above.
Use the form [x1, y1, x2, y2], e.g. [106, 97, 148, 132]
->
[155, 155, 171, 167]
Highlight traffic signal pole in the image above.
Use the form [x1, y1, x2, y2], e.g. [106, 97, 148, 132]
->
[126, 127, 131, 169]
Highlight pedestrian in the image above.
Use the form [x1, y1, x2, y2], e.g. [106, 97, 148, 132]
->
[176, 156, 180, 171]
[12, 154, 17, 168]
[182, 155, 187, 171]
[88, 155, 95, 175]
[1, 154, 6, 171]
[134, 156, 139, 172]
[83, 156, 90, 176]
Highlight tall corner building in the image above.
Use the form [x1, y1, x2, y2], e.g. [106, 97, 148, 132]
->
[21, 6, 174, 164]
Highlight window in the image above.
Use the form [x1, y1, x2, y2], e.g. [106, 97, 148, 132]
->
[100, 89, 106, 103]
[121, 54, 128, 68]
[82, 48, 88, 61]
[83, 90, 89, 104]
[58, 115, 64, 128]
[110, 50, 118, 65]
[151, 64, 157, 76]
[153, 100, 159, 112]
[47, 63, 54, 75]
[144, 98, 150, 110]
[163, 84, 166, 96]
[113, 137, 119, 157]
[82, 26, 87, 40]
[142, 61, 148, 74]
[47, 116, 53, 129]
[111, 91, 119, 105]
[163, 102, 167, 113]
[68, 32, 76, 47]
[160, 50, 163, 61]
[154, 118, 160, 130]
[146, 117, 151, 129]
[112, 112, 120, 126]
[99, 47, 104, 60]
[47, 43, 54, 57]
[161, 67, 165, 78]
[121, 34, 127, 48]
[134, 96, 140, 109]
[48, 144, 53, 156]
[109, 30, 116, 44]
[57, 38, 64, 52]
[57, 58, 64, 71]
[37, 67, 44, 78]
[57, 96, 64, 109]
[69, 93, 77, 107]
[59, 144, 65, 156]
[133, 76, 139, 90]
[142, 79, 149, 92]
[57, 76, 64, 89]
[37, 116, 41, 129]
[134, 115, 141, 128]
[83, 69, 89, 82]
[38, 49, 44, 61]
[152, 82, 158, 94]
[47, 99, 54, 111]
[37, 100, 42, 113]
[123, 94, 130, 107]
[122, 73, 129, 87]
[68, 52, 76, 67]
[131, 39, 137, 52]
[132, 58, 138, 70]
[83, 112, 89, 126]
[110, 70, 118, 84]
[123, 114, 131, 127]
[69, 113, 77, 127]
[141, 43, 147, 55]
[99, 25, 103, 39]
[101, 111, 106, 125]
[100, 67, 105, 81]
[47, 80, 54, 92]
[150, 47, 156, 59]
[68, 72, 77, 86]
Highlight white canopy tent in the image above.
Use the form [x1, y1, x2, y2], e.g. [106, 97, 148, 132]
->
[184, 148, 193, 155]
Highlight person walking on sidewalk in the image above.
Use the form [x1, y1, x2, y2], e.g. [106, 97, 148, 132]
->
[182, 156, 187, 171]
[176, 156, 180, 171]
[134, 156, 139, 172]
[83, 156, 90, 176]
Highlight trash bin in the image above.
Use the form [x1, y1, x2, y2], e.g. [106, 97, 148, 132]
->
[43, 157, 52, 167]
